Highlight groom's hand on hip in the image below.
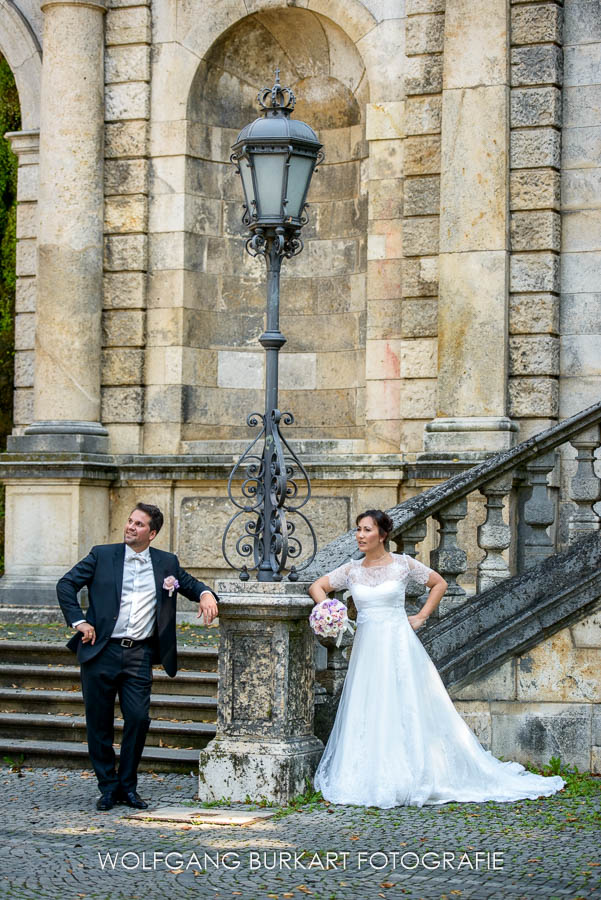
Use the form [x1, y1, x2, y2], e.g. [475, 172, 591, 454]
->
[197, 591, 218, 626]
[76, 623, 96, 644]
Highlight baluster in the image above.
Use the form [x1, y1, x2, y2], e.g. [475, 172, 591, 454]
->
[569, 425, 601, 544]
[430, 498, 468, 606]
[393, 520, 428, 617]
[477, 473, 513, 592]
[521, 451, 556, 567]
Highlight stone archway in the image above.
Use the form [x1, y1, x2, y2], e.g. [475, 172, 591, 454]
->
[0, 0, 41, 131]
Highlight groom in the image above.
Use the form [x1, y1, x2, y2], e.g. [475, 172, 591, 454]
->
[56, 502, 218, 811]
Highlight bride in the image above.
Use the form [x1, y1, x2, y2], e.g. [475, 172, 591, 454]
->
[309, 509, 565, 808]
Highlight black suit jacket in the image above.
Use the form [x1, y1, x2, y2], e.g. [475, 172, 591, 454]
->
[56, 543, 217, 677]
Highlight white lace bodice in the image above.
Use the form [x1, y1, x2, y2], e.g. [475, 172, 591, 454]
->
[327, 552, 433, 592]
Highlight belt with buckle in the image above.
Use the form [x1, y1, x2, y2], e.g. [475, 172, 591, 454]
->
[110, 637, 149, 649]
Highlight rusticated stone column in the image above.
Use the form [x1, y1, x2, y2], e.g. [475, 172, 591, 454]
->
[11, 0, 109, 452]
[424, 0, 517, 456]
[198, 581, 323, 803]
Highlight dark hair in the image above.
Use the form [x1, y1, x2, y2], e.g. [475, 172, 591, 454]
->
[356, 509, 393, 540]
[132, 503, 164, 535]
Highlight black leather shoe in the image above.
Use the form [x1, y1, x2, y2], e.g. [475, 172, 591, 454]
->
[119, 790, 148, 809]
[96, 791, 116, 811]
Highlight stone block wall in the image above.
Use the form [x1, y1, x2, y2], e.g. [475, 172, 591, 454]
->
[508, 0, 563, 442]
[108, 457, 403, 580]
[400, 0, 444, 454]
[560, 0, 601, 419]
[5, 0, 601, 540]
[451, 598, 601, 772]
[102, 0, 151, 454]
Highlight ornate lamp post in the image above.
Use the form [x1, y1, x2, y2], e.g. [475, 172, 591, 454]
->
[222, 71, 324, 582]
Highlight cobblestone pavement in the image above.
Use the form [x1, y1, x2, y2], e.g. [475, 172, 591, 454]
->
[1, 767, 600, 900]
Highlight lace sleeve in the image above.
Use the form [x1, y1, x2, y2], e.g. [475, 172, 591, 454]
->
[405, 554, 434, 585]
[325, 562, 352, 591]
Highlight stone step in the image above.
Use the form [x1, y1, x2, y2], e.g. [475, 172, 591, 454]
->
[0, 712, 215, 749]
[0, 737, 199, 773]
[0, 606, 213, 626]
[0, 663, 218, 697]
[0, 640, 219, 672]
[0, 688, 217, 722]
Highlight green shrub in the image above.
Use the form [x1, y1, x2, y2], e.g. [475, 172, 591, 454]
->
[0, 53, 21, 450]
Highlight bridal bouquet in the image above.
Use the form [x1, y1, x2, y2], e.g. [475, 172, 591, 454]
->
[309, 599, 356, 647]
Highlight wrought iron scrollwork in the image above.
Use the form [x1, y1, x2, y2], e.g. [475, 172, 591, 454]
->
[222, 408, 317, 581]
[246, 228, 266, 257]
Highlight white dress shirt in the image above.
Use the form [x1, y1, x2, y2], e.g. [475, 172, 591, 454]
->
[111, 545, 158, 640]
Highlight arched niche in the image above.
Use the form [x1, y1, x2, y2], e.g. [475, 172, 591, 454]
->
[180, 7, 369, 444]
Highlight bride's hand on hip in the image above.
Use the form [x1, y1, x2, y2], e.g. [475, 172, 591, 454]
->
[407, 614, 427, 631]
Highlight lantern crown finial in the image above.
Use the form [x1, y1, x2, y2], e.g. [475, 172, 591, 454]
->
[257, 68, 296, 116]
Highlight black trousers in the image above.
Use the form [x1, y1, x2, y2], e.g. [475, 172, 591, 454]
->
[80, 641, 153, 793]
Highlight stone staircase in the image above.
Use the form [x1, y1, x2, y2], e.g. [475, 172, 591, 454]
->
[0, 641, 218, 772]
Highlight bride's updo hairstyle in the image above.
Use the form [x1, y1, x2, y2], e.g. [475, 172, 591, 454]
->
[356, 509, 394, 540]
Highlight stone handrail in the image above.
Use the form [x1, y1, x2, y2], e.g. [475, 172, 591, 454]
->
[308, 400, 601, 579]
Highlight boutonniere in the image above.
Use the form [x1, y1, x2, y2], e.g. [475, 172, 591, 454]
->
[163, 576, 180, 597]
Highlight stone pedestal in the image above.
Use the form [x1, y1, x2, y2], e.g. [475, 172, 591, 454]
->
[0, 456, 114, 608]
[198, 580, 323, 804]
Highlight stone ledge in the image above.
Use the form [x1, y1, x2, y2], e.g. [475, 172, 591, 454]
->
[0, 450, 406, 485]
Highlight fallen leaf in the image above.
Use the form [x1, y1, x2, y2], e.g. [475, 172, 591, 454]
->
[349, 835, 359, 841]
[380, 882, 395, 888]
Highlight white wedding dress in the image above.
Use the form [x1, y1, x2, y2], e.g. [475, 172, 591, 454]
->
[314, 553, 565, 808]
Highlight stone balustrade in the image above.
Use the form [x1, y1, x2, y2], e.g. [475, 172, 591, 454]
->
[310, 400, 601, 618]
[395, 415, 600, 617]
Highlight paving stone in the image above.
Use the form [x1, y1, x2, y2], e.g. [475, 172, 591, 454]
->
[0, 765, 599, 899]
[129, 805, 278, 825]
